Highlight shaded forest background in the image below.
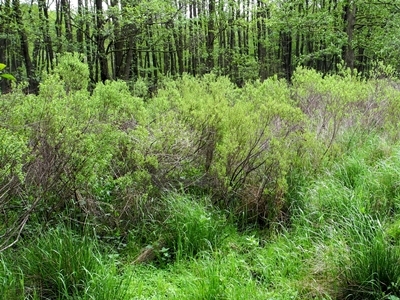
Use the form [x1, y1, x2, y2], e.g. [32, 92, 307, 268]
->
[1, 0, 400, 93]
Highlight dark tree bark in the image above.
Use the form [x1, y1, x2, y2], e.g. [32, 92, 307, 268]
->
[13, 0, 38, 92]
[281, 31, 293, 82]
[0, 0, 10, 92]
[257, 0, 267, 80]
[76, 0, 84, 52]
[61, 0, 73, 51]
[206, 0, 215, 72]
[343, 0, 356, 72]
[95, 0, 109, 82]
[38, 0, 54, 72]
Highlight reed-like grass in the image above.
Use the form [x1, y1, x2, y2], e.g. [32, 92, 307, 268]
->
[159, 193, 228, 261]
[0, 225, 131, 300]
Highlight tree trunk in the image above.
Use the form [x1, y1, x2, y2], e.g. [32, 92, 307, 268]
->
[343, 0, 356, 72]
[111, 0, 125, 79]
[76, 0, 84, 53]
[0, 0, 10, 92]
[13, 0, 38, 92]
[95, 0, 109, 82]
[61, 0, 73, 51]
[281, 31, 292, 82]
[38, 0, 54, 72]
[206, 0, 215, 72]
[257, 0, 267, 80]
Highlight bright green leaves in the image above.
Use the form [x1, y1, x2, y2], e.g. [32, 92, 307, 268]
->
[147, 74, 306, 226]
[0, 63, 16, 81]
[0, 128, 29, 183]
[53, 53, 90, 93]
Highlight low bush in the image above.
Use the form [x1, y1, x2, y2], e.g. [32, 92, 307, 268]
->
[151, 74, 307, 228]
[2, 57, 400, 253]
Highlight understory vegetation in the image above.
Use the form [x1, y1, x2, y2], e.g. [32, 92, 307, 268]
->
[2, 54, 400, 299]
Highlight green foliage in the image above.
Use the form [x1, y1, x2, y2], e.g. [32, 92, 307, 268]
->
[1, 226, 130, 300]
[3, 60, 400, 299]
[0, 54, 154, 249]
[151, 74, 306, 227]
[161, 194, 228, 261]
[386, 218, 400, 243]
[0, 63, 16, 81]
[0, 128, 29, 183]
[0, 254, 24, 299]
[339, 217, 400, 299]
[291, 134, 400, 299]
[53, 53, 90, 93]
[20, 226, 101, 298]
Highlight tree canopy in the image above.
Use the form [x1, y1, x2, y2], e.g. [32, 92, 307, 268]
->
[1, 0, 399, 91]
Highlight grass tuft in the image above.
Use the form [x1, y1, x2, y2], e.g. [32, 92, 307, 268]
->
[162, 193, 228, 261]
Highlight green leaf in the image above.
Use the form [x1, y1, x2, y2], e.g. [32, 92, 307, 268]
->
[0, 63, 5, 71]
[0, 73, 16, 81]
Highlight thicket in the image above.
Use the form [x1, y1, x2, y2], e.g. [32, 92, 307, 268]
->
[2, 54, 400, 298]
[1, 54, 400, 248]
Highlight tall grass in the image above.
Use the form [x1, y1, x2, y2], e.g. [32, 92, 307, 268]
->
[160, 193, 228, 261]
[338, 215, 400, 299]
[0, 254, 24, 299]
[0, 225, 131, 300]
[20, 226, 101, 298]
[293, 133, 400, 299]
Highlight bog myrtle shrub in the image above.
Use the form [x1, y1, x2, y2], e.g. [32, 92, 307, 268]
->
[3, 56, 400, 249]
[149, 74, 306, 227]
[53, 52, 90, 93]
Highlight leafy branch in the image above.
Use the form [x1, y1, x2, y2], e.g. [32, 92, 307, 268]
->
[0, 63, 16, 81]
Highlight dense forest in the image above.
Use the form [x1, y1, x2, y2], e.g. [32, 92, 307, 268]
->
[1, 0, 400, 93]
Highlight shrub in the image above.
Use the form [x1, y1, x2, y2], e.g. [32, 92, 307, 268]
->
[0, 56, 156, 244]
[0, 127, 31, 251]
[53, 52, 90, 93]
[292, 67, 400, 161]
[150, 74, 306, 228]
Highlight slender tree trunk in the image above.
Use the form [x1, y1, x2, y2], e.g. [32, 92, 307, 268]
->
[218, 0, 226, 74]
[111, 0, 125, 79]
[13, 0, 38, 92]
[76, 0, 84, 53]
[61, 0, 73, 51]
[206, 0, 215, 72]
[187, 2, 196, 75]
[55, 0, 63, 52]
[175, 18, 184, 75]
[95, 0, 109, 82]
[257, 0, 267, 80]
[84, 0, 95, 85]
[0, 0, 10, 92]
[38, 0, 54, 72]
[280, 31, 292, 82]
[343, 0, 356, 72]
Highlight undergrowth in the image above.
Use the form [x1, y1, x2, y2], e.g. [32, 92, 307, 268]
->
[1, 55, 400, 299]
